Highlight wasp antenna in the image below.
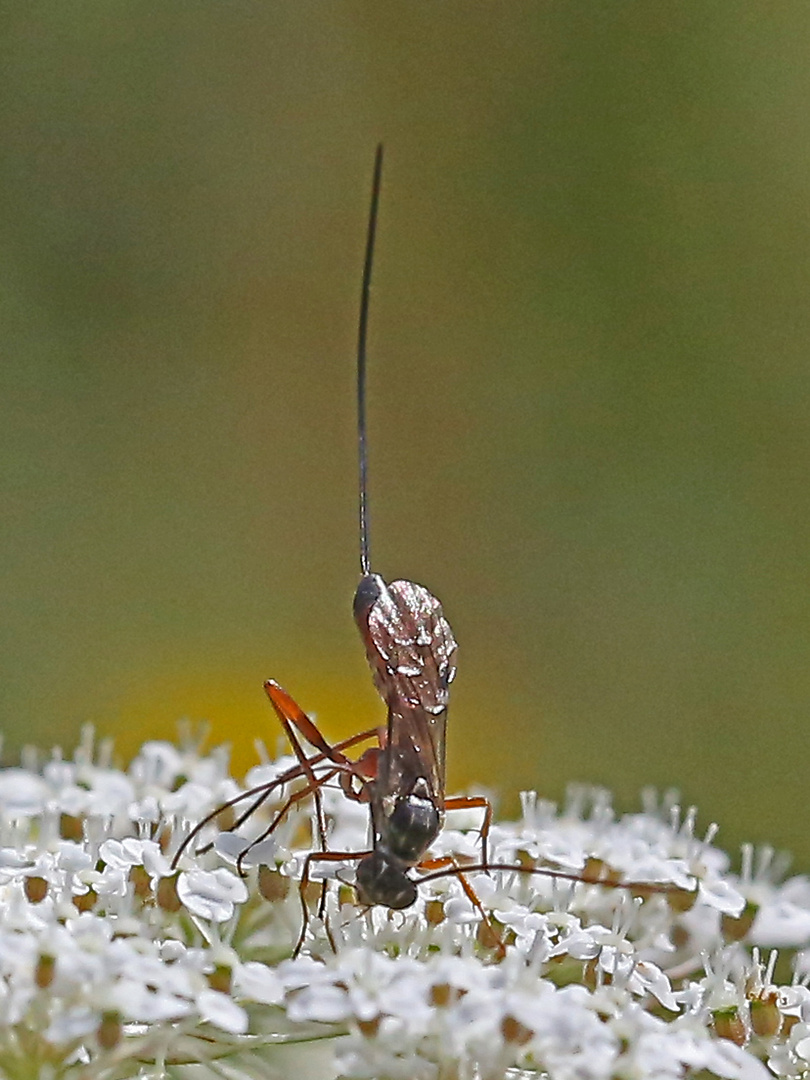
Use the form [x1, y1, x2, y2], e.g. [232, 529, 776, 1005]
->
[357, 144, 383, 578]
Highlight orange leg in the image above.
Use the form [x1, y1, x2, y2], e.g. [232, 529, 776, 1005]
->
[256, 691, 392, 954]
[234, 721, 380, 831]
[444, 794, 493, 866]
[171, 722, 380, 868]
[264, 681, 345, 855]
[263, 681, 382, 916]
[417, 853, 505, 958]
[235, 767, 341, 876]
[264, 680, 366, 770]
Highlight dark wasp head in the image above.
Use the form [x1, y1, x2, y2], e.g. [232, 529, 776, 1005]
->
[355, 849, 418, 910]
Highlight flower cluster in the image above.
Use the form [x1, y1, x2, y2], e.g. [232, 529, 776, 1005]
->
[0, 726, 809, 1078]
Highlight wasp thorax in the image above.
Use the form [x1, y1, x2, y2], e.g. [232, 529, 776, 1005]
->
[385, 788, 441, 864]
[355, 850, 418, 910]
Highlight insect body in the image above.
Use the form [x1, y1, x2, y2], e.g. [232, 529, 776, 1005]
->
[172, 148, 687, 953]
[301, 144, 486, 921]
[173, 146, 478, 925]
[351, 573, 457, 908]
[257, 145, 491, 941]
[347, 145, 457, 905]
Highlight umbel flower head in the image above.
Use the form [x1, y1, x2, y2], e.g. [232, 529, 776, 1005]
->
[0, 726, 809, 1079]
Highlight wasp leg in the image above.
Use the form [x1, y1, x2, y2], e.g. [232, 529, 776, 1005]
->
[294, 849, 371, 957]
[172, 720, 380, 868]
[417, 853, 505, 958]
[264, 680, 355, 856]
[444, 794, 493, 867]
[235, 767, 341, 876]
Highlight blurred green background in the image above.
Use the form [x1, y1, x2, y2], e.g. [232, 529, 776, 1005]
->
[1, 5, 809, 867]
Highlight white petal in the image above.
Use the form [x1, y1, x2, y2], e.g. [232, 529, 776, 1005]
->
[751, 902, 810, 948]
[698, 877, 745, 916]
[233, 962, 284, 1005]
[632, 962, 678, 1012]
[197, 989, 248, 1034]
[177, 868, 248, 921]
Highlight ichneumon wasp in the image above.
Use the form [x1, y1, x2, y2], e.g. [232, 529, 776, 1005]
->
[172, 147, 692, 955]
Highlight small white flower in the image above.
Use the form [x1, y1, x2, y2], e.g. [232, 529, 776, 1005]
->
[233, 960, 284, 1005]
[0, 769, 49, 816]
[699, 876, 747, 917]
[0, 732, 804, 1078]
[177, 867, 248, 921]
[107, 977, 194, 1023]
[197, 989, 248, 1033]
[632, 959, 679, 1010]
[99, 836, 172, 879]
[214, 831, 277, 867]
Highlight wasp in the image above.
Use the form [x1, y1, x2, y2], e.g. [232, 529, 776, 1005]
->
[172, 146, 495, 944]
[172, 148, 687, 953]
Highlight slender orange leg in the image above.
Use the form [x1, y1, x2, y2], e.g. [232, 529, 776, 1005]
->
[264, 680, 360, 770]
[226, 724, 378, 842]
[417, 853, 505, 957]
[264, 681, 344, 855]
[235, 768, 341, 876]
[444, 794, 492, 866]
[171, 722, 380, 868]
[263, 681, 383, 918]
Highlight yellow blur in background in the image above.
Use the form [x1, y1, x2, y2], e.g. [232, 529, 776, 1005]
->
[1, 7, 810, 865]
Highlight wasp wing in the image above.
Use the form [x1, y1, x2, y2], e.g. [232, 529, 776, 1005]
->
[360, 578, 457, 804]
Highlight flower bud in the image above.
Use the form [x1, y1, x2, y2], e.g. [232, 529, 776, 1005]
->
[713, 1007, 747, 1046]
[722, 901, 758, 942]
[73, 887, 97, 913]
[750, 993, 781, 1038]
[157, 874, 182, 913]
[97, 1011, 122, 1051]
[258, 865, 290, 902]
[35, 954, 55, 990]
[25, 876, 49, 904]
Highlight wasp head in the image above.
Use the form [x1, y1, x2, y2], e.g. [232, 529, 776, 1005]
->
[355, 849, 418, 910]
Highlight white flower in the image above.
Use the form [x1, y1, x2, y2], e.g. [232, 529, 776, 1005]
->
[176, 867, 248, 921]
[0, 730, 805, 1078]
[197, 989, 248, 1033]
[232, 961, 284, 1005]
